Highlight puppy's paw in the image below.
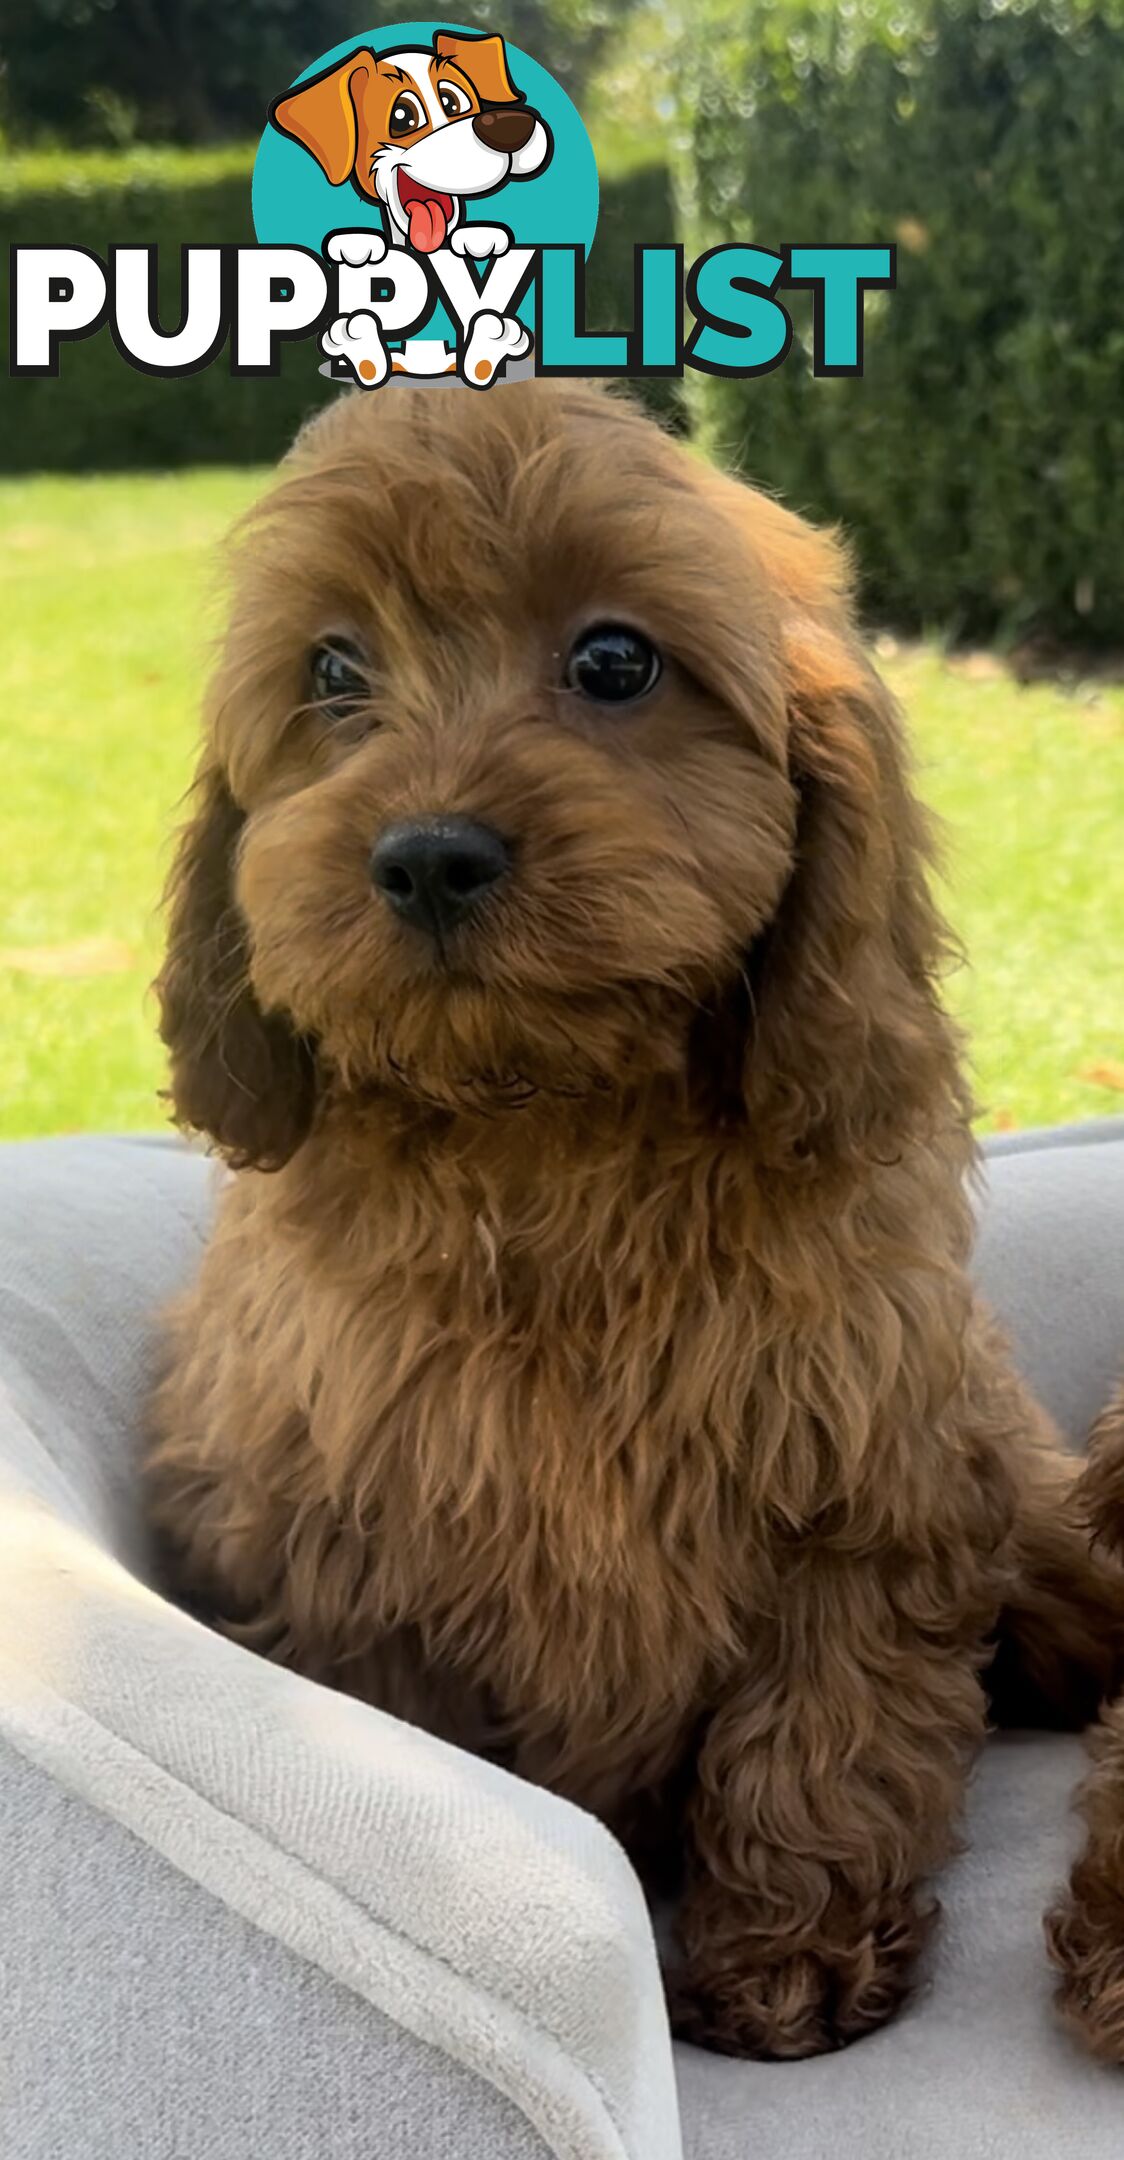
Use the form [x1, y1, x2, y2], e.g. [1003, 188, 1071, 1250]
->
[461, 309, 532, 388]
[1047, 1882, 1124, 2062]
[448, 224, 511, 260]
[325, 230, 388, 269]
[669, 1901, 933, 2059]
[320, 312, 389, 388]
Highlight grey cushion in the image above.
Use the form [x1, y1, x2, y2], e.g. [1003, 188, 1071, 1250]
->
[973, 1122, 1124, 1447]
[0, 1137, 679, 2160]
[1, 1735, 553, 2160]
[1, 1123, 1123, 2160]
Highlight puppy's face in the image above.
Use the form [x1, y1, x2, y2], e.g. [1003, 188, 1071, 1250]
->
[162, 382, 935, 1166]
[215, 387, 804, 1111]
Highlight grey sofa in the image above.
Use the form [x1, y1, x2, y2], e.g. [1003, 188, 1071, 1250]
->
[1, 1123, 1122, 2160]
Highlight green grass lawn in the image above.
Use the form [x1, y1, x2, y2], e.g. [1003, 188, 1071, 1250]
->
[1, 469, 1121, 1141]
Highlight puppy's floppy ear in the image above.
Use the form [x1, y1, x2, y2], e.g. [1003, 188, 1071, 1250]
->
[270, 49, 374, 185]
[709, 480, 964, 1176]
[434, 30, 523, 104]
[156, 764, 316, 1171]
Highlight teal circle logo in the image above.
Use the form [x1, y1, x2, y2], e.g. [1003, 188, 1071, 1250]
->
[253, 21, 598, 262]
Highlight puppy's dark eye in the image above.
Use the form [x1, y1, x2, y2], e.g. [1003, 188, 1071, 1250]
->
[310, 638, 368, 718]
[565, 624, 662, 706]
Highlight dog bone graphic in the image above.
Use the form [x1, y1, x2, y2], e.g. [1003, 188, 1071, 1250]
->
[462, 308, 532, 388]
[320, 310, 389, 388]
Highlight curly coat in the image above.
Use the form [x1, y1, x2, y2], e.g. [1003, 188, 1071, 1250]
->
[1046, 1382, 1124, 2059]
[145, 380, 1124, 2059]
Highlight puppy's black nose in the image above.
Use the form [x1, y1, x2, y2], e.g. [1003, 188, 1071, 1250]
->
[370, 817, 511, 937]
[472, 107, 536, 153]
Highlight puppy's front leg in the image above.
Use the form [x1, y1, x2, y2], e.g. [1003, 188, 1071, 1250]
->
[1044, 1388, 1124, 2061]
[1046, 1698, 1124, 2060]
[671, 1556, 987, 2058]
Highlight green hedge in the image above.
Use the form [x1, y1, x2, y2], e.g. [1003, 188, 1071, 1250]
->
[0, 146, 678, 474]
[675, 0, 1124, 644]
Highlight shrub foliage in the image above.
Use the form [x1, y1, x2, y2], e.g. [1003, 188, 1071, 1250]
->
[0, 1, 613, 144]
[674, 0, 1124, 641]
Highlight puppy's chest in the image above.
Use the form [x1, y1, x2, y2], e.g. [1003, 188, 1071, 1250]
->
[300, 1220, 745, 1705]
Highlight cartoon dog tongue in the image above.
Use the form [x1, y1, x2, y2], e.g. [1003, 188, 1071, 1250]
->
[407, 196, 448, 252]
[399, 179, 453, 253]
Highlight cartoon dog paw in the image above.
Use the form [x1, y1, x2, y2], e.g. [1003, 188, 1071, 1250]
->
[325, 231, 388, 269]
[448, 225, 512, 261]
[320, 311, 389, 388]
[461, 309, 532, 388]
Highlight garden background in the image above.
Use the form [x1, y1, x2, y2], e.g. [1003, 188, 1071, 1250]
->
[1, 0, 1121, 1139]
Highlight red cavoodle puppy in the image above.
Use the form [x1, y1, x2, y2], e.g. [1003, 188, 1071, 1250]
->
[145, 380, 1124, 2059]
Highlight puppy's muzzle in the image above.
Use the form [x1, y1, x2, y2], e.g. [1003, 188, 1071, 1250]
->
[370, 816, 511, 938]
[471, 108, 537, 153]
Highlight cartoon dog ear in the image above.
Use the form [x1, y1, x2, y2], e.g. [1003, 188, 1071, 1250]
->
[434, 30, 524, 105]
[156, 765, 317, 1171]
[270, 48, 375, 185]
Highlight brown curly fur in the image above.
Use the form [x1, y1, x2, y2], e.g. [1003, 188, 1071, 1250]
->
[145, 379, 1124, 2059]
[1046, 1382, 1124, 2061]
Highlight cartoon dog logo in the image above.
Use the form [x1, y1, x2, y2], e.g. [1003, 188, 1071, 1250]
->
[271, 28, 551, 256]
[270, 29, 550, 387]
